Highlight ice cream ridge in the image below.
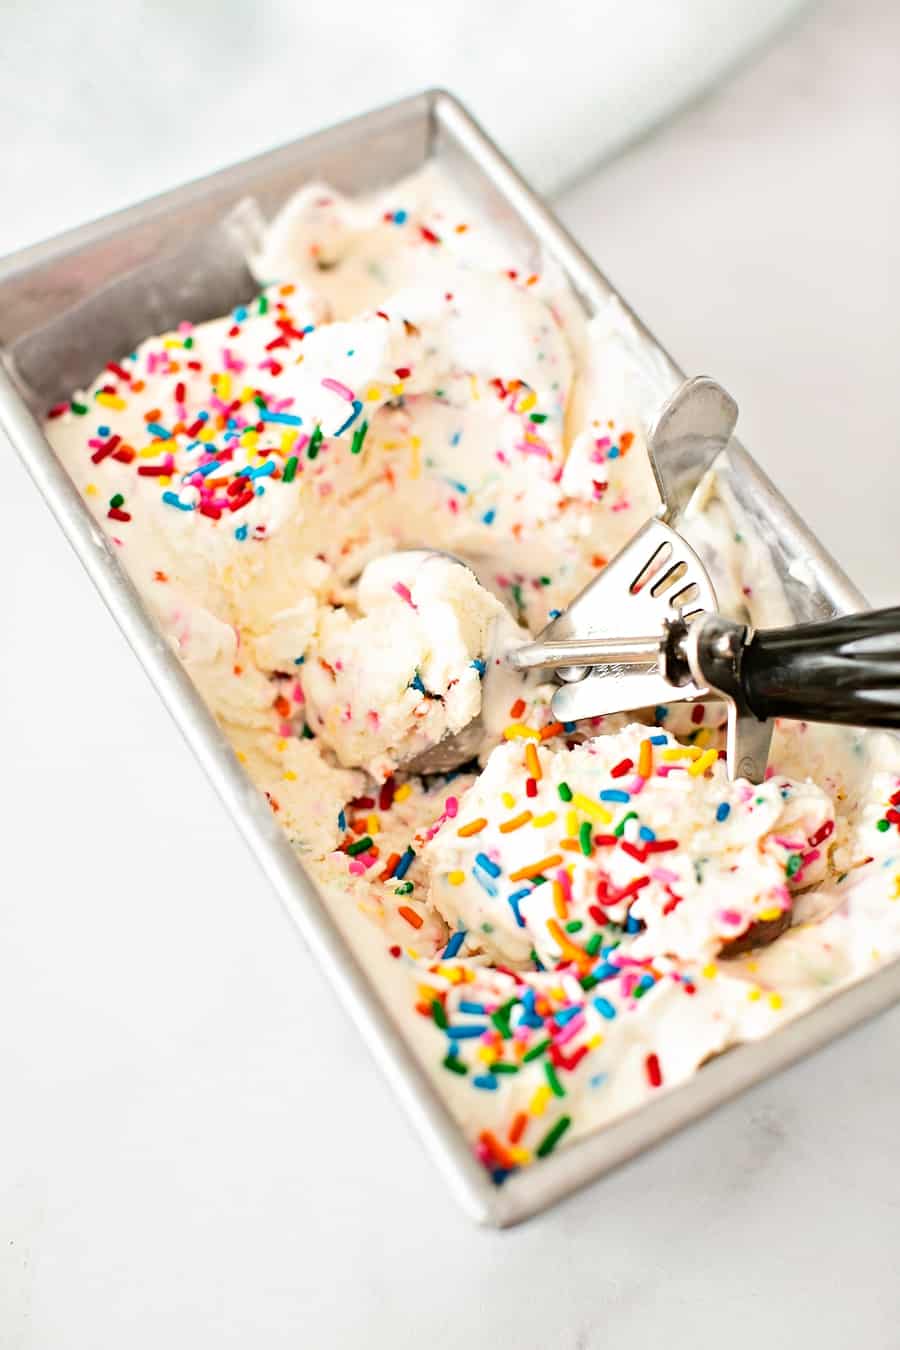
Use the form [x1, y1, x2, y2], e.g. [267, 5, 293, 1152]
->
[46, 166, 900, 1181]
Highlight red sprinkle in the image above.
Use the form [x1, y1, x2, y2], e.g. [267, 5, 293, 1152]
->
[645, 1053, 663, 1088]
[808, 819, 835, 848]
[378, 778, 396, 811]
[610, 758, 633, 778]
[420, 225, 441, 244]
[510, 698, 526, 719]
[107, 507, 131, 522]
[525, 778, 538, 798]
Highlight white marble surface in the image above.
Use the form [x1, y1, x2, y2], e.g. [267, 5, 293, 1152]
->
[2, 2, 899, 1347]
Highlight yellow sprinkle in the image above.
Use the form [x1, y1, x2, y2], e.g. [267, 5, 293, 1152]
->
[417, 984, 438, 1003]
[283, 770, 297, 782]
[236, 751, 247, 763]
[757, 906, 783, 922]
[531, 811, 557, 829]
[891, 874, 900, 900]
[768, 992, 784, 1010]
[585, 1033, 604, 1050]
[702, 962, 717, 980]
[747, 987, 761, 1002]
[394, 783, 412, 802]
[365, 384, 382, 402]
[276, 739, 287, 752]
[216, 372, 232, 400]
[406, 947, 420, 961]
[469, 374, 480, 400]
[477, 1045, 499, 1065]
[571, 793, 613, 825]
[529, 1084, 551, 1116]
[509, 1146, 532, 1166]
[366, 813, 381, 835]
[84, 483, 97, 497]
[162, 337, 183, 349]
[158, 476, 172, 486]
[198, 426, 215, 442]
[281, 430, 298, 455]
[566, 809, 579, 837]
[95, 392, 126, 411]
[409, 439, 421, 479]
[447, 870, 466, 886]
[501, 792, 516, 809]
[688, 748, 719, 777]
[517, 389, 537, 413]
[390, 382, 405, 397]
[504, 723, 539, 740]
[525, 742, 542, 781]
[694, 727, 713, 748]
[663, 746, 702, 761]
[436, 964, 465, 984]
[746, 960, 759, 973]
[242, 429, 259, 450]
[240, 386, 257, 403]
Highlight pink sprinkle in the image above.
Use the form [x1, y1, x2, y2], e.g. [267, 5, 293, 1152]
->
[627, 775, 646, 795]
[594, 436, 611, 450]
[348, 860, 366, 876]
[514, 440, 552, 459]
[292, 682, 304, 704]
[279, 720, 293, 738]
[392, 582, 417, 610]
[222, 347, 246, 373]
[554, 1013, 585, 1045]
[555, 868, 572, 903]
[718, 908, 744, 928]
[651, 867, 679, 884]
[445, 796, 459, 818]
[322, 377, 354, 402]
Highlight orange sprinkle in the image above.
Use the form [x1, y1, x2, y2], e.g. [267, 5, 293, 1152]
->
[525, 742, 542, 781]
[552, 880, 567, 919]
[398, 905, 424, 929]
[479, 1129, 515, 1171]
[143, 407, 162, 423]
[508, 1112, 528, 1145]
[560, 839, 581, 852]
[509, 854, 563, 883]
[457, 817, 488, 838]
[546, 918, 590, 966]
[539, 722, 565, 741]
[510, 697, 526, 719]
[274, 695, 291, 718]
[499, 810, 532, 833]
[379, 852, 401, 882]
[620, 430, 635, 452]
[638, 738, 653, 778]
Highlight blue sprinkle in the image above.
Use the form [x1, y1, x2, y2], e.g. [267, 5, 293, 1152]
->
[394, 847, 415, 881]
[625, 913, 642, 934]
[240, 460, 276, 480]
[450, 429, 462, 446]
[337, 810, 346, 832]
[234, 524, 249, 540]
[473, 1074, 499, 1091]
[260, 410, 303, 426]
[192, 459, 223, 478]
[409, 672, 426, 694]
[444, 931, 466, 958]
[97, 424, 110, 436]
[593, 997, 617, 1020]
[650, 733, 668, 745]
[592, 961, 619, 982]
[393, 209, 408, 224]
[472, 865, 498, 898]
[638, 825, 656, 842]
[446, 478, 468, 494]
[590, 1072, 609, 1090]
[554, 1005, 580, 1026]
[470, 658, 487, 676]
[716, 802, 731, 822]
[233, 306, 248, 321]
[654, 706, 669, 722]
[459, 999, 486, 1015]
[474, 853, 501, 879]
[447, 1024, 486, 1040]
[293, 655, 305, 665]
[563, 722, 576, 733]
[147, 422, 171, 440]
[481, 508, 496, 525]
[334, 399, 364, 436]
[197, 410, 209, 423]
[255, 485, 266, 497]
[599, 789, 630, 803]
[508, 887, 529, 928]
[549, 609, 562, 620]
[161, 491, 194, 511]
[608, 445, 620, 459]
[637, 973, 655, 991]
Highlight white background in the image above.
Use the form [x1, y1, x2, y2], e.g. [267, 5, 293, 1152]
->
[2, 1, 899, 1346]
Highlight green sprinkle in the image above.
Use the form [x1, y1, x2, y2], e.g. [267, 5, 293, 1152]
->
[544, 1061, 565, 1098]
[522, 1037, 550, 1062]
[876, 819, 890, 833]
[283, 455, 298, 483]
[490, 1061, 519, 1075]
[536, 1114, 571, 1157]
[258, 295, 269, 315]
[785, 853, 803, 878]
[350, 419, 369, 454]
[558, 782, 573, 803]
[565, 920, 583, 934]
[585, 932, 603, 955]
[183, 336, 194, 349]
[443, 1055, 467, 1075]
[346, 835, 373, 856]
[70, 400, 88, 415]
[394, 881, 414, 896]
[579, 973, 599, 991]
[307, 424, 324, 459]
[529, 413, 548, 424]
[431, 999, 448, 1029]
[491, 998, 516, 1039]
[510, 583, 524, 615]
[579, 821, 593, 856]
[614, 810, 638, 838]
[109, 492, 124, 509]
[302, 724, 315, 738]
[254, 394, 267, 410]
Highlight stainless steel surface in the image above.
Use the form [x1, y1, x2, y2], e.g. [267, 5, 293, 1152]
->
[647, 374, 738, 523]
[508, 634, 662, 671]
[0, 89, 892, 1228]
[679, 613, 774, 782]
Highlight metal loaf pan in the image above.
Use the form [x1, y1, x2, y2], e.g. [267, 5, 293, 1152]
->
[1, 90, 895, 1227]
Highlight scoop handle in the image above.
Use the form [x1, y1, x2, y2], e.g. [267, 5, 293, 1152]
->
[741, 606, 900, 727]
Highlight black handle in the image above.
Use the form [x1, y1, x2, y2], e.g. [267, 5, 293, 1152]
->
[741, 606, 900, 727]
